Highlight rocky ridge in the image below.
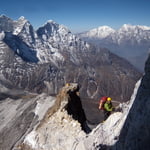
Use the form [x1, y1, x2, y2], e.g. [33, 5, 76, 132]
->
[0, 83, 87, 150]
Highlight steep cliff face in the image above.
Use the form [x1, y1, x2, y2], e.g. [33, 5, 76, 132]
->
[75, 54, 150, 150]
[111, 54, 150, 150]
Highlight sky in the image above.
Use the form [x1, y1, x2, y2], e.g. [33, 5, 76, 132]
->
[1, 0, 150, 32]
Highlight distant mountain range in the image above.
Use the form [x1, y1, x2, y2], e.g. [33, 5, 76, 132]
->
[78, 24, 150, 71]
[0, 15, 141, 103]
[0, 15, 149, 150]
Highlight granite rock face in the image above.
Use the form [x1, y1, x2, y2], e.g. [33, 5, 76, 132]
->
[111, 55, 150, 150]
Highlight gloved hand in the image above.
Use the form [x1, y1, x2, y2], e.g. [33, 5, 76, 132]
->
[112, 107, 115, 111]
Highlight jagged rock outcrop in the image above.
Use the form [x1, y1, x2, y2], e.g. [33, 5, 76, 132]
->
[0, 83, 88, 150]
[20, 83, 89, 150]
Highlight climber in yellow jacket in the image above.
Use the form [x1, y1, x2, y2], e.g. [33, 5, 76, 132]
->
[99, 97, 114, 121]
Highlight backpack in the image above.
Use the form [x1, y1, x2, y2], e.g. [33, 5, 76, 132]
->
[99, 96, 108, 110]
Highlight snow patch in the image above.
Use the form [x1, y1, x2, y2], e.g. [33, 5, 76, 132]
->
[138, 25, 150, 30]
[13, 27, 22, 35]
[103, 112, 122, 130]
[0, 31, 5, 40]
[34, 94, 55, 120]
[19, 16, 26, 21]
[24, 131, 37, 149]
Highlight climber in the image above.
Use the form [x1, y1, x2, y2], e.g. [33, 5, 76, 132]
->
[99, 96, 114, 121]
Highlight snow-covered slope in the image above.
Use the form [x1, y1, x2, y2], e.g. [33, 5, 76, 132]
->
[78, 24, 150, 71]
[0, 91, 56, 150]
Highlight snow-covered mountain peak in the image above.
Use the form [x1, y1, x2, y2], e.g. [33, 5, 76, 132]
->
[0, 15, 7, 19]
[36, 20, 83, 64]
[17, 16, 30, 27]
[46, 20, 56, 24]
[78, 24, 150, 71]
[43, 20, 71, 34]
[0, 14, 5, 17]
[58, 24, 71, 34]
[18, 16, 27, 22]
[13, 16, 32, 35]
[118, 24, 136, 33]
[79, 25, 115, 39]
[39, 20, 60, 36]
[121, 24, 134, 29]
[97, 25, 115, 37]
[119, 24, 150, 32]
[0, 15, 14, 32]
[137, 25, 150, 31]
[0, 15, 12, 20]
[97, 25, 114, 31]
